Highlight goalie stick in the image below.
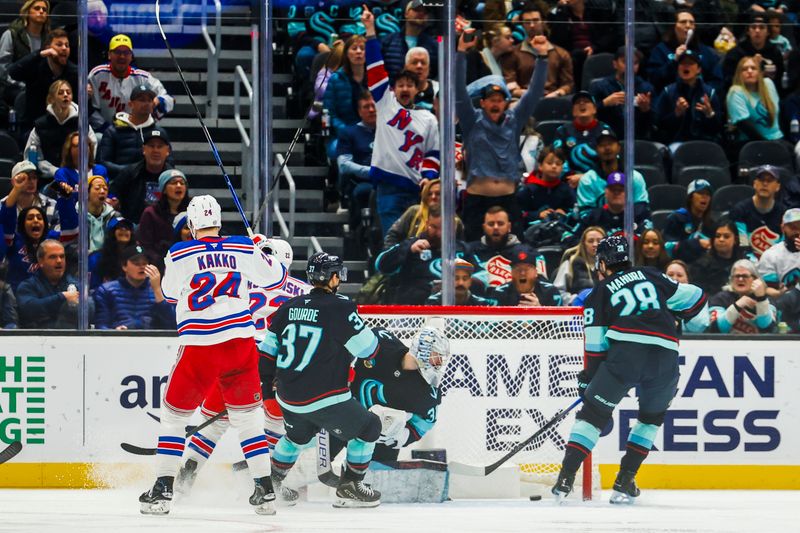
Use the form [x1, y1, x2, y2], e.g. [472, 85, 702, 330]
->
[448, 398, 583, 476]
[120, 409, 228, 456]
[0, 441, 22, 464]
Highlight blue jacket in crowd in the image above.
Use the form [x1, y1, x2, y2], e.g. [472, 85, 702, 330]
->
[93, 277, 174, 330]
[16, 271, 92, 329]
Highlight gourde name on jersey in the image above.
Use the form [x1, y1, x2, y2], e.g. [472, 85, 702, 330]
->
[259, 292, 379, 413]
[161, 236, 287, 346]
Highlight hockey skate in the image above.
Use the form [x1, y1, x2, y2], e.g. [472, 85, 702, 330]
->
[550, 470, 575, 503]
[609, 470, 640, 505]
[249, 476, 277, 515]
[333, 478, 381, 508]
[174, 458, 198, 496]
[139, 476, 173, 515]
[270, 468, 299, 506]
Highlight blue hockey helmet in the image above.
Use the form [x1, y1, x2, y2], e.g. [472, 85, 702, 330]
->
[595, 235, 630, 270]
[306, 252, 347, 284]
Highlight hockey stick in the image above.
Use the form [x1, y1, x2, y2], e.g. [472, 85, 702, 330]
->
[120, 409, 229, 456]
[253, 69, 331, 234]
[155, 0, 254, 238]
[0, 441, 22, 464]
[449, 398, 583, 477]
[316, 428, 341, 487]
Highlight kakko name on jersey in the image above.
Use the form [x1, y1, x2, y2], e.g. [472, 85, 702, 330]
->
[259, 290, 379, 413]
[584, 266, 709, 354]
[352, 327, 442, 446]
[161, 236, 287, 346]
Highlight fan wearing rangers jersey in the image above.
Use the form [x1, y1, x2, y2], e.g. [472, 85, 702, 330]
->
[362, 5, 440, 236]
[138, 196, 287, 517]
[259, 252, 383, 508]
[172, 239, 310, 504]
[89, 34, 174, 131]
[331, 323, 449, 463]
[552, 235, 709, 505]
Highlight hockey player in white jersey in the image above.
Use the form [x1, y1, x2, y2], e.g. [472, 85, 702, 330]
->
[361, 5, 440, 235]
[174, 238, 311, 504]
[138, 195, 287, 516]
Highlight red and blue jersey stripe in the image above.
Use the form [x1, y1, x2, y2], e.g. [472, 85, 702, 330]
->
[177, 309, 254, 337]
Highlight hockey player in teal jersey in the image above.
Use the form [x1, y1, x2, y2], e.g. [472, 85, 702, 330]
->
[259, 252, 383, 508]
[551, 235, 709, 504]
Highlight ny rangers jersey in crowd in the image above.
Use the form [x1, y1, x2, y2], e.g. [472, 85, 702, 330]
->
[584, 267, 708, 356]
[351, 327, 443, 445]
[161, 236, 287, 346]
[366, 37, 439, 192]
[249, 276, 312, 342]
[88, 64, 174, 126]
[259, 290, 379, 413]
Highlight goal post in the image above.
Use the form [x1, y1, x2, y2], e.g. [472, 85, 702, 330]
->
[358, 305, 598, 500]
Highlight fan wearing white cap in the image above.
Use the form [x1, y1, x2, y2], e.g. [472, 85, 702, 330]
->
[757, 207, 800, 299]
[140, 194, 288, 516]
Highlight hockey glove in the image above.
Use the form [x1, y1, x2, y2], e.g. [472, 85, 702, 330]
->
[252, 233, 271, 251]
[576, 370, 590, 400]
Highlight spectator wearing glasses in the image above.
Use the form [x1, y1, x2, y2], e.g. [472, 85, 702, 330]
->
[708, 259, 776, 334]
[88, 34, 174, 132]
[508, 4, 574, 99]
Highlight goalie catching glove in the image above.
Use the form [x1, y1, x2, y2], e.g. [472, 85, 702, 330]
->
[371, 405, 411, 449]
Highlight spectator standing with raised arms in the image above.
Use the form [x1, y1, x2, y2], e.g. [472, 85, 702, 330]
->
[362, 5, 440, 236]
[456, 15, 548, 241]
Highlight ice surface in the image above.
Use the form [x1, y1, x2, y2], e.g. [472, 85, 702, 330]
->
[0, 487, 797, 533]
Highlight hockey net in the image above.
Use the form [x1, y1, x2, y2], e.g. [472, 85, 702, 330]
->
[358, 305, 599, 500]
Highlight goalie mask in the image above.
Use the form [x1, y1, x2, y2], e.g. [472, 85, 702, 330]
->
[410, 325, 450, 387]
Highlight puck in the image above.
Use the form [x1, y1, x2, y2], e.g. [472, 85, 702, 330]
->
[529, 495, 542, 501]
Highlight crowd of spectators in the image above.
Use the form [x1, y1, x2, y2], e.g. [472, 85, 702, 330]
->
[284, 0, 800, 334]
[0, 0, 178, 330]
[1, 0, 800, 335]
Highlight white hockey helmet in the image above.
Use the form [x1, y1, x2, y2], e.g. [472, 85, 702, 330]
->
[409, 318, 450, 387]
[264, 238, 294, 268]
[186, 195, 222, 236]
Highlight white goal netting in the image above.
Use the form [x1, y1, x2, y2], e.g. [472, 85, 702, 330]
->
[360, 305, 598, 499]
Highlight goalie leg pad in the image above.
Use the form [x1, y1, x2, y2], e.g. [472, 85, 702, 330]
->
[363, 461, 449, 503]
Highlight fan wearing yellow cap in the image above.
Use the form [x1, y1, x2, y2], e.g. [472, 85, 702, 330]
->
[88, 33, 175, 131]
